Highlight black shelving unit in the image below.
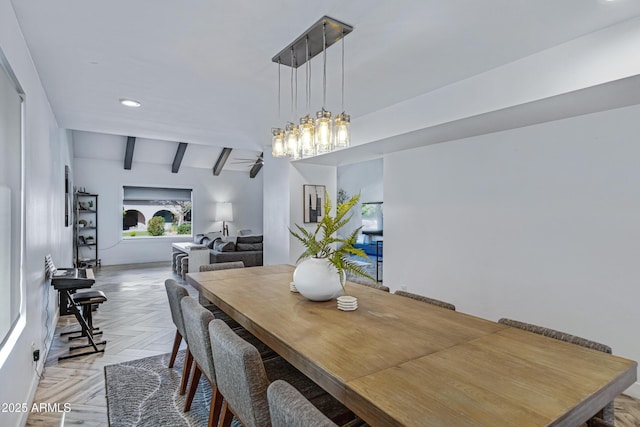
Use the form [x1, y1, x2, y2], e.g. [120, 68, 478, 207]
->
[74, 192, 100, 268]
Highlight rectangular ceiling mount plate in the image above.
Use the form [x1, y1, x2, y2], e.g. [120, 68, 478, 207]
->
[272, 16, 353, 69]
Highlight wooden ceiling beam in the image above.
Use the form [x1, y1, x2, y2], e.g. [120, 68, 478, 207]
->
[171, 142, 188, 173]
[124, 136, 136, 170]
[249, 152, 264, 179]
[213, 147, 233, 176]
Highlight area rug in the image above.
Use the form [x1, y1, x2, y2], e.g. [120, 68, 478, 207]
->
[105, 350, 238, 427]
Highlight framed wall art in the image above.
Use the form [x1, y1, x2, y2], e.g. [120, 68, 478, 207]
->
[303, 185, 325, 223]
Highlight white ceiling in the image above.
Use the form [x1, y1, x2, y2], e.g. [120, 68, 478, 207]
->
[10, 0, 640, 158]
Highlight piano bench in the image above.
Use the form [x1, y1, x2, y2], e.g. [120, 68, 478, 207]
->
[72, 290, 107, 305]
[63, 290, 108, 345]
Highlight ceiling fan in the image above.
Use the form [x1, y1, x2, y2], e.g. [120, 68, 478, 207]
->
[230, 152, 264, 179]
[231, 153, 263, 166]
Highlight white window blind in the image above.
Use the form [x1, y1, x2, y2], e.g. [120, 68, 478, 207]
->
[0, 55, 23, 355]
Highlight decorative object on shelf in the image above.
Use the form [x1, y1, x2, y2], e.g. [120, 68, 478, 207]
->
[75, 192, 99, 268]
[215, 202, 233, 237]
[303, 185, 325, 223]
[290, 190, 373, 301]
[271, 16, 353, 159]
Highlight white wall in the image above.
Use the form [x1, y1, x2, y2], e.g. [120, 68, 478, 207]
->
[384, 103, 640, 396]
[73, 133, 263, 265]
[262, 151, 291, 265]
[337, 158, 383, 238]
[0, 1, 74, 425]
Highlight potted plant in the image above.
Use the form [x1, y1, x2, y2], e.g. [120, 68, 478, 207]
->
[290, 190, 373, 301]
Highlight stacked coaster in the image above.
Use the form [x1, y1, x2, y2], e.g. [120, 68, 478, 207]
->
[337, 295, 358, 311]
[289, 281, 299, 293]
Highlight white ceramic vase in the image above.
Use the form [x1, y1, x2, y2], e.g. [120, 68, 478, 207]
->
[293, 257, 344, 301]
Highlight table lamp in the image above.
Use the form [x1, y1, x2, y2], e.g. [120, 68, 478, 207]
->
[215, 202, 233, 236]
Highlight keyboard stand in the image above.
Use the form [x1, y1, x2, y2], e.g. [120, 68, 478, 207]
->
[57, 289, 107, 360]
[50, 268, 107, 360]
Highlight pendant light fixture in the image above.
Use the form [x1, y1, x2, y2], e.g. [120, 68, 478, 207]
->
[314, 22, 333, 155]
[270, 16, 353, 160]
[333, 32, 350, 149]
[284, 48, 301, 159]
[299, 37, 316, 158]
[272, 58, 286, 158]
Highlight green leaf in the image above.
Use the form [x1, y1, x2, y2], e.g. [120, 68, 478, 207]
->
[290, 190, 373, 285]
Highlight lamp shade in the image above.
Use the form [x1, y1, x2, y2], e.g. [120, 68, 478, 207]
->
[215, 202, 233, 222]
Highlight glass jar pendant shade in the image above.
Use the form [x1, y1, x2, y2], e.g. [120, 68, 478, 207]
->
[284, 122, 301, 159]
[333, 112, 350, 149]
[272, 128, 286, 157]
[299, 115, 315, 157]
[314, 109, 333, 155]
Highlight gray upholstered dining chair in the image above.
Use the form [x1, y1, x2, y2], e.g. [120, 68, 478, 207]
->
[209, 318, 271, 427]
[164, 279, 192, 395]
[394, 290, 455, 311]
[267, 380, 337, 427]
[198, 261, 277, 360]
[498, 318, 614, 426]
[198, 261, 246, 329]
[199, 260, 245, 272]
[209, 319, 359, 427]
[180, 296, 223, 427]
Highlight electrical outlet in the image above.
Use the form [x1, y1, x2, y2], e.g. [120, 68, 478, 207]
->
[33, 349, 40, 362]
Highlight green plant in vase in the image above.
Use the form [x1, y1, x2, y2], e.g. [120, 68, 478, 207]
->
[290, 190, 373, 300]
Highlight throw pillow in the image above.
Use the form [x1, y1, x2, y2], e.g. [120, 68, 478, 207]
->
[195, 234, 206, 244]
[213, 240, 235, 252]
[236, 242, 263, 251]
[236, 235, 263, 244]
[206, 237, 222, 249]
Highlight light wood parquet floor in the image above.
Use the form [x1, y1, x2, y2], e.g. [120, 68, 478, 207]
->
[26, 262, 640, 426]
[26, 262, 193, 426]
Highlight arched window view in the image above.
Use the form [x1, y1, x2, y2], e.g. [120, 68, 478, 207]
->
[122, 209, 145, 230]
[122, 186, 192, 238]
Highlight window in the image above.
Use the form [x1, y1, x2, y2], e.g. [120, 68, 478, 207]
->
[0, 52, 24, 366]
[122, 186, 192, 238]
[361, 202, 383, 232]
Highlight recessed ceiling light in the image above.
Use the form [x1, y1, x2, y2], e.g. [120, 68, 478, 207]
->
[120, 99, 141, 108]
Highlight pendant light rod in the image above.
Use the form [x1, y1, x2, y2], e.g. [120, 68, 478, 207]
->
[341, 30, 345, 112]
[306, 36, 310, 112]
[290, 47, 295, 119]
[322, 22, 327, 109]
[277, 58, 281, 119]
[271, 16, 353, 69]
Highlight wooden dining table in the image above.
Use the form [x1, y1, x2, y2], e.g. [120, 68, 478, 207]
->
[187, 264, 637, 426]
